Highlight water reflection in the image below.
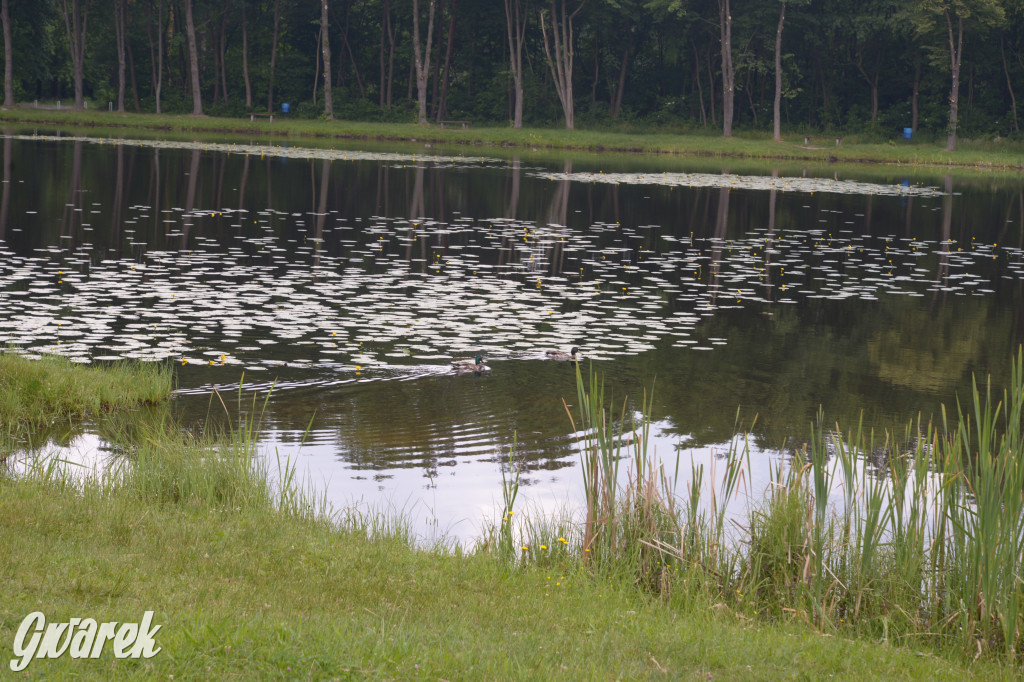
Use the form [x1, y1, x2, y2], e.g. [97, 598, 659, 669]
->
[1, 133, 1023, 541]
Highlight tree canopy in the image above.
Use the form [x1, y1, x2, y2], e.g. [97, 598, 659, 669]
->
[1, 0, 1021, 142]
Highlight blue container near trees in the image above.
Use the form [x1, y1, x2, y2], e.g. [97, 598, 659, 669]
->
[903, 127, 913, 140]
[281, 103, 290, 114]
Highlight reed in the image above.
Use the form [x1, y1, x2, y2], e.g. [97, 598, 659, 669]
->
[503, 349, 1024, 661]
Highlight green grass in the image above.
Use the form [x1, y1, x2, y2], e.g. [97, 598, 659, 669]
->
[0, 352, 172, 433]
[3, 106, 1024, 172]
[1, 441, 1009, 679]
[2, 352, 1023, 677]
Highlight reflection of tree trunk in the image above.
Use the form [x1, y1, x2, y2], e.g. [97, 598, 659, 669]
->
[864, 195, 873, 235]
[0, 136, 10, 239]
[238, 155, 249, 212]
[410, 164, 425, 221]
[149, 149, 160, 240]
[183, 149, 200, 246]
[612, 184, 620, 223]
[766, 170, 777, 292]
[62, 141, 84, 236]
[547, 161, 571, 227]
[266, 158, 272, 209]
[710, 185, 729, 304]
[904, 196, 913, 237]
[315, 159, 329, 267]
[506, 158, 520, 218]
[111, 144, 125, 250]
[935, 176, 953, 297]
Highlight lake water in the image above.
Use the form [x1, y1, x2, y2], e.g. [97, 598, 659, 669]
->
[2, 132, 1023, 542]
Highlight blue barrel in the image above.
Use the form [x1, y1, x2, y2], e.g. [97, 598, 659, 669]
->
[281, 103, 291, 114]
[903, 127, 913, 140]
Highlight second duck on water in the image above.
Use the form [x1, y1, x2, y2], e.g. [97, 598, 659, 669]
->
[452, 354, 487, 373]
[545, 347, 580, 362]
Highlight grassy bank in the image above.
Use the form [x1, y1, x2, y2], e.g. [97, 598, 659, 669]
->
[0, 353, 171, 441]
[1, 421, 1011, 680]
[2, 106, 1024, 171]
[2, 364, 1022, 677]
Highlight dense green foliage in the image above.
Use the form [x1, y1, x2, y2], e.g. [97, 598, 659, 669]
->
[3, 0, 1023, 141]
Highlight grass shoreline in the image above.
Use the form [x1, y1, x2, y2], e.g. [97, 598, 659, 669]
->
[3, 356, 1023, 677]
[3, 106, 1024, 172]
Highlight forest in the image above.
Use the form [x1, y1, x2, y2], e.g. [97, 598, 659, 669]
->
[1, 0, 1023, 149]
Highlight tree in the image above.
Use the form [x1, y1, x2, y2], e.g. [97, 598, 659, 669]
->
[114, 0, 127, 112]
[717, 0, 734, 136]
[911, 0, 1004, 150]
[412, 0, 437, 124]
[773, 1, 786, 140]
[321, 0, 334, 119]
[184, 0, 202, 115]
[59, 0, 89, 109]
[1, 0, 12, 108]
[242, 0, 251, 108]
[504, 0, 527, 127]
[539, 0, 584, 130]
[267, 0, 281, 113]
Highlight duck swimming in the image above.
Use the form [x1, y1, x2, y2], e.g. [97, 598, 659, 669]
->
[545, 347, 580, 361]
[452, 354, 486, 373]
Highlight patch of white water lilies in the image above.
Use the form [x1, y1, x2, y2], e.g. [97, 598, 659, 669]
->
[9, 133, 499, 168]
[531, 169, 944, 197]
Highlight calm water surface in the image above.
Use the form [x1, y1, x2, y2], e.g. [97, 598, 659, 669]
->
[2, 133, 1023, 541]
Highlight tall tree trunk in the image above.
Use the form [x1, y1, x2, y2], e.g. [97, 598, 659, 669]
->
[693, 41, 706, 127]
[610, 30, 631, 119]
[1, 0, 13, 107]
[126, 12, 140, 111]
[219, 3, 228, 103]
[539, 0, 582, 130]
[435, 0, 456, 122]
[854, 47, 882, 124]
[114, 0, 126, 111]
[503, 0, 526, 128]
[412, 0, 436, 123]
[60, 0, 89, 110]
[267, 0, 281, 113]
[911, 54, 920, 133]
[773, 1, 785, 141]
[321, 0, 334, 118]
[147, 0, 163, 114]
[242, 1, 251, 107]
[944, 11, 963, 151]
[718, 0, 734, 137]
[1002, 34, 1020, 134]
[184, 0, 202, 115]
